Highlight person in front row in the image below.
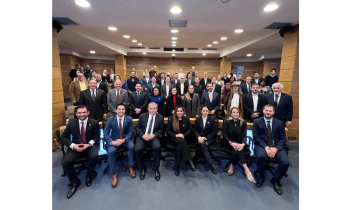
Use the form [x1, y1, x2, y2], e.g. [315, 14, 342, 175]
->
[193, 106, 217, 175]
[222, 107, 256, 183]
[253, 104, 289, 195]
[166, 106, 196, 176]
[165, 87, 183, 117]
[103, 104, 136, 188]
[135, 103, 164, 181]
[61, 105, 100, 199]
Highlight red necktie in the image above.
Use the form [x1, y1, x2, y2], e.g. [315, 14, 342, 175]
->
[173, 95, 176, 107]
[81, 122, 86, 144]
[119, 118, 123, 139]
[116, 90, 120, 101]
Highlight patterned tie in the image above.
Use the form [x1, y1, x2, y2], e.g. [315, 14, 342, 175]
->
[91, 90, 96, 102]
[147, 116, 154, 135]
[119, 118, 123, 139]
[116, 90, 120, 101]
[267, 120, 273, 147]
[81, 122, 86, 144]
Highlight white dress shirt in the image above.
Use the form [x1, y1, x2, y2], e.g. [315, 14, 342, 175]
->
[145, 114, 156, 135]
[252, 93, 258, 112]
[202, 116, 207, 128]
[230, 93, 240, 109]
[70, 117, 95, 150]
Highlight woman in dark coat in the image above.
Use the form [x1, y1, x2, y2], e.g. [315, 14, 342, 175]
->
[183, 85, 200, 118]
[165, 87, 183, 116]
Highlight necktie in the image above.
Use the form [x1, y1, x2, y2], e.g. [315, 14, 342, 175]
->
[116, 90, 120, 101]
[137, 92, 140, 100]
[166, 85, 169, 97]
[81, 122, 86, 144]
[267, 120, 273, 147]
[274, 94, 279, 108]
[209, 92, 212, 102]
[147, 116, 154, 135]
[247, 84, 250, 93]
[119, 118, 123, 139]
[91, 90, 96, 102]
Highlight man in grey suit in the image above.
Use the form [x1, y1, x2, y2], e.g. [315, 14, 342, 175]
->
[147, 77, 160, 95]
[160, 77, 175, 99]
[107, 80, 129, 116]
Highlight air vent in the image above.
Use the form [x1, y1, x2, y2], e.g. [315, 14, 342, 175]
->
[130, 47, 146, 49]
[52, 17, 79, 25]
[149, 47, 161, 49]
[188, 48, 199, 50]
[264, 22, 292, 29]
[202, 48, 218, 50]
[164, 48, 184, 52]
[169, 20, 187, 27]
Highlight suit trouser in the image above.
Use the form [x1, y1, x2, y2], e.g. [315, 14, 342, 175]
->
[134, 137, 161, 170]
[107, 141, 135, 174]
[230, 148, 247, 165]
[255, 145, 289, 182]
[197, 140, 215, 165]
[172, 137, 191, 167]
[61, 146, 99, 184]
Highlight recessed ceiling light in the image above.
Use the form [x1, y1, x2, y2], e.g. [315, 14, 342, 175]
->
[90, 50, 95, 54]
[234, 29, 244, 33]
[207, 44, 212, 47]
[138, 43, 142, 46]
[171, 37, 178, 40]
[132, 40, 137, 43]
[203, 53, 206, 56]
[142, 52, 146, 55]
[123, 35, 130, 38]
[171, 29, 179, 33]
[172, 41, 177, 44]
[264, 3, 279, 12]
[108, 26, 117, 31]
[172, 54, 176, 56]
[170, 6, 182, 14]
[221, 37, 227, 40]
[172, 44, 176, 47]
[75, 0, 90, 8]
[213, 41, 218, 44]
[172, 49, 175, 52]
[247, 53, 252, 57]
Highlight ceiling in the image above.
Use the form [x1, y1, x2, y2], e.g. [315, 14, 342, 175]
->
[53, 0, 299, 61]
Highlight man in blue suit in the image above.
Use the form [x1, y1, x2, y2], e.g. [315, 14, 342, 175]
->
[241, 76, 252, 95]
[200, 83, 220, 118]
[253, 104, 289, 195]
[103, 104, 135, 188]
[147, 77, 160, 95]
[129, 82, 149, 118]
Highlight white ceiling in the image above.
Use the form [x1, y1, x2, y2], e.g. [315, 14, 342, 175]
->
[53, 0, 299, 61]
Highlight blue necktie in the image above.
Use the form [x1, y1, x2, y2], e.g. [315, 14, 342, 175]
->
[91, 90, 96, 102]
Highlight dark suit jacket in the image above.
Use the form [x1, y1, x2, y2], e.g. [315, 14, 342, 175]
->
[166, 116, 193, 142]
[142, 77, 152, 90]
[200, 91, 220, 113]
[171, 78, 180, 86]
[194, 116, 217, 144]
[222, 120, 247, 145]
[61, 118, 100, 148]
[183, 93, 200, 118]
[243, 93, 266, 121]
[147, 83, 160, 95]
[241, 83, 251, 95]
[200, 78, 211, 88]
[160, 83, 175, 98]
[251, 77, 263, 85]
[165, 95, 183, 116]
[176, 82, 189, 96]
[129, 91, 149, 115]
[193, 84, 204, 99]
[185, 79, 195, 86]
[213, 84, 221, 95]
[253, 117, 286, 150]
[221, 77, 230, 84]
[136, 113, 164, 139]
[265, 93, 293, 125]
[84, 70, 93, 80]
[79, 89, 108, 120]
[158, 78, 166, 87]
[69, 69, 78, 81]
[98, 81, 108, 95]
[103, 115, 134, 144]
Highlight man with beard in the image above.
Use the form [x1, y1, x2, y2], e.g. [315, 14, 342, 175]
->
[124, 70, 140, 94]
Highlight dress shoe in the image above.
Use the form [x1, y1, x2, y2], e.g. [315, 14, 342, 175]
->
[111, 173, 118, 187]
[140, 167, 146, 180]
[154, 168, 161, 181]
[188, 160, 196, 171]
[67, 180, 81, 199]
[255, 176, 265, 188]
[86, 176, 93, 187]
[271, 180, 282, 195]
[209, 164, 217, 175]
[174, 165, 180, 176]
[129, 167, 136, 178]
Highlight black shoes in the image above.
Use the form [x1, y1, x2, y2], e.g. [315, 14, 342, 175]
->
[86, 176, 93, 187]
[255, 176, 265, 188]
[209, 164, 217, 175]
[271, 180, 283, 195]
[188, 160, 196, 171]
[67, 180, 81, 199]
[154, 168, 161, 181]
[140, 167, 146, 180]
[174, 166, 180, 176]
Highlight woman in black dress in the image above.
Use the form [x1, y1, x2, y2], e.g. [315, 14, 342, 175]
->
[222, 107, 255, 183]
[165, 87, 183, 116]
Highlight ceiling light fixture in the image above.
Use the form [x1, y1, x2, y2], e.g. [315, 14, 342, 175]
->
[171, 37, 178, 40]
[108, 26, 117, 31]
[213, 41, 218, 44]
[221, 37, 227, 40]
[123, 35, 130, 38]
[75, 0, 90, 8]
[234, 29, 243, 33]
[247, 54, 252, 57]
[264, 3, 279, 12]
[138, 43, 142, 46]
[172, 44, 176, 47]
[90, 50, 95, 54]
[203, 53, 206, 56]
[170, 6, 182, 14]
[142, 52, 146, 55]
[171, 29, 179, 33]
[132, 40, 137, 43]
[172, 54, 176, 56]
[207, 44, 212, 47]
[172, 49, 175, 52]
[172, 41, 177, 44]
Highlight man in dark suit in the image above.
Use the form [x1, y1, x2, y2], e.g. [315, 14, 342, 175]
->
[79, 79, 108, 120]
[147, 77, 160, 95]
[107, 80, 129, 116]
[61, 105, 100, 199]
[241, 76, 252, 95]
[158, 73, 166, 87]
[142, 72, 152, 92]
[69, 64, 81, 81]
[200, 83, 220, 118]
[211, 77, 222, 95]
[187, 68, 195, 78]
[200, 72, 211, 89]
[160, 77, 175, 99]
[265, 83, 293, 127]
[265, 68, 279, 87]
[124, 70, 140, 94]
[103, 104, 136, 187]
[84, 65, 93, 81]
[253, 104, 289, 195]
[237, 74, 245, 85]
[243, 83, 266, 122]
[185, 73, 195, 86]
[171, 73, 180, 86]
[251, 72, 263, 85]
[95, 74, 108, 95]
[222, 72, 230, 84]
[176, 75, 189, 96]
[193, 77, 204, 99]
[129, 82, 149, 118]
[134, 103, 164, 181]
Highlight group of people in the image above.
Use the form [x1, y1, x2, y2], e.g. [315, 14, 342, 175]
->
[61, 66, 293, 199]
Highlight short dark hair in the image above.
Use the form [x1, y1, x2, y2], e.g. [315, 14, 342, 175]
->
[116, 103, 126, 110]
[254, 72, 259, 75]
[135, 82, 142, 86]
[251, 83, 259, 87]
[151, 87, 160, 96]
[259, 79, 266, 85]
[263, 104, 275, 111]
[271, 68, 276, 72]
[75, 105, 89, 113]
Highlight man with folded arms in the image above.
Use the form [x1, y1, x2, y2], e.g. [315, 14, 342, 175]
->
[61, 105, 100, 199]
[253, 104, 289, 195]
[104, 104, 136, 187]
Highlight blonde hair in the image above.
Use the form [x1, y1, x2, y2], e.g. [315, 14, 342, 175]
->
[228, 106, 244, 126]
